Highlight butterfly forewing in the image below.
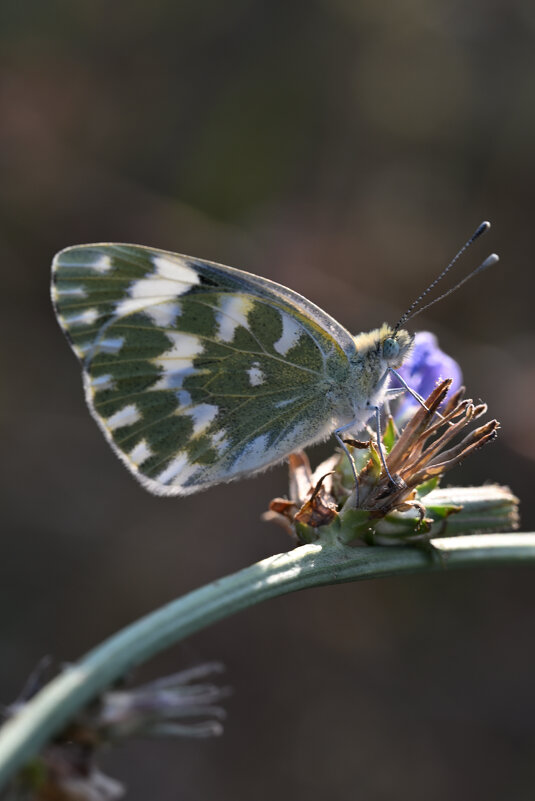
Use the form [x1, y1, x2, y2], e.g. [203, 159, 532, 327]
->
[52, 244, 356, 494]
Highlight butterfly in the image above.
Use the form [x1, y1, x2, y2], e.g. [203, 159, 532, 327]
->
[52, 234, 495, 496]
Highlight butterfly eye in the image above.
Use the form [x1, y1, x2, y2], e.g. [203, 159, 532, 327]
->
[383, 337, 400, 360]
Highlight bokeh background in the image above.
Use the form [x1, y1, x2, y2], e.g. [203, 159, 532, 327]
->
[2, 1, 535, 799]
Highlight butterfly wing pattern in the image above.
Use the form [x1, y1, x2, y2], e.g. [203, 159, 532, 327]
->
[52, 245, 359, 495]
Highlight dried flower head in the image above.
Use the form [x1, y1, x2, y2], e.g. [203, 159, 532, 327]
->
[88, 662, 230, 741]
[265, 333, 516, 546]
[2, 662, 230, 801]
[356, 379, 498, 513]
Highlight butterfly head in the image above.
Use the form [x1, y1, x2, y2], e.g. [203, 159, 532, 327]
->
[353, 324, 413, 369]
[381, 327, 413, 368]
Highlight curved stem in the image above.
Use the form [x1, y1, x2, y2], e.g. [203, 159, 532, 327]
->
[1, 533, 535, 788]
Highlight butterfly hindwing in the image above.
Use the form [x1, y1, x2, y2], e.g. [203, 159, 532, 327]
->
[52, 244, 356, 494]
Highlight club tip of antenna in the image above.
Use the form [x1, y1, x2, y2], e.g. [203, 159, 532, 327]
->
[473, 220, 491, 240]
[481, 253, 499, 269]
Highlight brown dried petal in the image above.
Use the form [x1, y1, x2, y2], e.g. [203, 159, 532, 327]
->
[399, 408, 475, 478]
[288, 452, 314, 505]
[268, 498, 298, 519]
[427, 420, 500, 468]
[387, 380, 452, 470]
[294, 471, 338, 527]
[442, 384, 466, 414]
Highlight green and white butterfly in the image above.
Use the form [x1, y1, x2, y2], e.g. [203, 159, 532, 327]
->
[51, 244, 413, 496]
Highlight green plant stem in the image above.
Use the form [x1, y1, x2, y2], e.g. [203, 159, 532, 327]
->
[1, 532, 535, 788]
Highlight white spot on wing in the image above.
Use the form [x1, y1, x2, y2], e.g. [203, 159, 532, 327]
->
[152, 255, 200, 285]
[211, 428, 229, 454]
[161, 332, 204, 360]
[247, 361, 265, 386]
[155, 453, 202, 487]
[152, 336, 205, 390]
[274, 397, 297, 408]
[90, 374, 115, 392]
[107, 404, 141, 430]
[129, 277, 190, 300]
[115, 297, 152, 315]
[231, 433, 269, 472]
[188, 404, 218, 436]
[171, 463, 202, 486]
[145, 301, 181, 327]
[56, 286, 87, 298]
[129, 439, 153, 466]
[274, 313, 303, 355]
[152, 365, 200, 390]
[156, 453, 189, 484]
[216, 295, 254, 342]
[98, 336, 125, 354]
[286, 420, 307, 443]
[115, 298, 181, 327]
[55, 253, 111, 272]
[121, 256, 199, 314]
[64, 308, 99, 327]
[92, 255, 112, 273]
[177, 390, 192, 407]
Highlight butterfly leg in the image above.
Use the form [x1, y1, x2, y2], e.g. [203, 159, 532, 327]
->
[388, 368, 446, 422]
[334, 422, 360, 505]
[384, 387, 405, 401]
[371, 405, 400, 487]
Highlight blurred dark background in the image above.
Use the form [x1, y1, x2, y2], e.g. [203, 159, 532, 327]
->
[2, 1, 535, 799]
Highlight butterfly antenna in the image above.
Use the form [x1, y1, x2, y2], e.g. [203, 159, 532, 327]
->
[404, 253, 499, 322]
[393, 221, 492, 333]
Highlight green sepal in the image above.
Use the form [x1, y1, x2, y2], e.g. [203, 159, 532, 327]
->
[354, 447, 372, 475]
[416, 476, 440, 497]
[382, 415, 397, 452]
[368, 442, 382, 478]
[295, 520, 320, 544]
[426, 504, 463, 523]
[425, 501, 462, 520]
[337, 508, 374, 544]
[375, 510, 432, 539]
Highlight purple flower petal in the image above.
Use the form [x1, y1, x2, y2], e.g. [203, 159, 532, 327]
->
[391, 331, 462, 419]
